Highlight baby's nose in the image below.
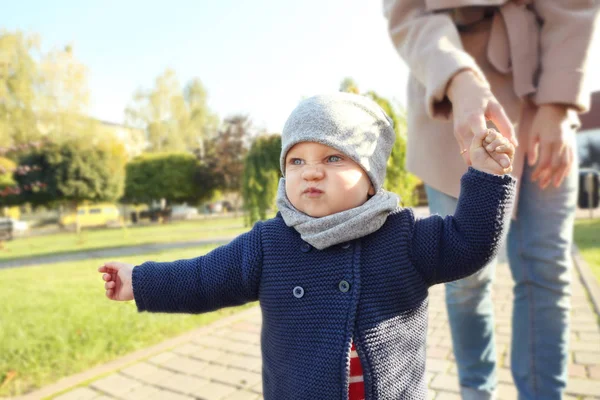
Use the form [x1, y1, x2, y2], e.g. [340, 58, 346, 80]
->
[302, 164, 324, 180]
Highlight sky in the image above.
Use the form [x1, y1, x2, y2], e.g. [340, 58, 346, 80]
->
[3, 0, 600, 133]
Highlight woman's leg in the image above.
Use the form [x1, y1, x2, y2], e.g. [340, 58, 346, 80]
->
[507, 156, 578, 400]
[426, 185, 498, 400]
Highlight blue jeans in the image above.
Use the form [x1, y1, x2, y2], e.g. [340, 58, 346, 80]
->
[425, 161, 578, 400]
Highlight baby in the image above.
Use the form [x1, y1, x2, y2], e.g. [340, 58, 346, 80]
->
[100, 93, 516, 399]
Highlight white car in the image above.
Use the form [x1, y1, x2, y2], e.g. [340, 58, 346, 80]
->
[170, 205, 199, 220]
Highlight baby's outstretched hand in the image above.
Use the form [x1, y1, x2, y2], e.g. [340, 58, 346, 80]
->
[470, 129, 515, 175]
[99, 261, 134, 301]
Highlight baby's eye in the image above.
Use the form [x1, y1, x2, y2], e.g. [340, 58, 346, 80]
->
[327, 155, 342, 162]
[289, 158, 304, 165]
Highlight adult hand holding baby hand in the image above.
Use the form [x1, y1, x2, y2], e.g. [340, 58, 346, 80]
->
[99, 261, 134, 301]
[447, 70, 518, 167]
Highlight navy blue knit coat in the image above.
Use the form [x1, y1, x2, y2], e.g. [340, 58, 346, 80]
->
[132, 168, 516, 399]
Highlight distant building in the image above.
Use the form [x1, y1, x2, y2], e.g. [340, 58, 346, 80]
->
[578, 91, 600, 170]
[97, 120, 148, 160]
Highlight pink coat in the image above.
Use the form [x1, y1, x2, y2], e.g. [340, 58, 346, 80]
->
[384, 0, 599, 199]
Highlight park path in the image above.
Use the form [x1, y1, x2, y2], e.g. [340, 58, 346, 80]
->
[11, 207, 600, 399]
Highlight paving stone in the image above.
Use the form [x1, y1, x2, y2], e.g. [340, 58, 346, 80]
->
[90, 373, 142, 397]
[571, 323, 600, 333]
[569, 340, 600, 351]
[220, 352, 262, 372]
[568, 363, 588, 378]
[496, 325, 511, 335]
[495, 333, 511, 345]
[427, 389, 437, 400]
[195, 381, 238, 400]
[120, 362, 164, 380]
[429, 374, 460, 393]
[426, 358, 450, 373]
[497, 383, 518, 399]
[192, 347, 229, 363]
[222, 389, 262, 400]
[154, 373, 209, 396]
[124, 384, 163, 400]
[197, 363, 229, 380]
[250, 380, 263, 394]
[194, 336, 237, 350]
[574, 352, 600, 365]
[149, 389, 194, 400]
[162, 355, 209, 374]
[427, 347, 450, 360]
[91, 396, 113, 400]
[434, 392, 461, 399]
[578, 332, 600, 342]
[497, 367, 512, 384]
[566, 377, 600, 397]
[215, 368, 262, 389]
[131, 365, 177, 385]
[226, 342, 261, 357]
[172, 343, 204, 356]
[53, 387, 100, 400]
[589, 365, 600, 380]
[425, 372, 435, 385]
[225, 331, 260, 344]
[230, 321, 261, 334]
[571, 313, 598, 323]
[148, 351, 177, 365]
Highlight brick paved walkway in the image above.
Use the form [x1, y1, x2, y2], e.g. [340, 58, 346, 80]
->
[21, 260, 600, 400]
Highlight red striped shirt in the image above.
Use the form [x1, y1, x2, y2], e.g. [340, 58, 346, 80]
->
[349, 341, 365, 400]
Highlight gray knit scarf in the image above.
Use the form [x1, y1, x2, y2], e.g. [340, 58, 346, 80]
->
[276, 178, 400, 250]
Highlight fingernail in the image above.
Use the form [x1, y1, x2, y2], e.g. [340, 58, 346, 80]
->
[487, 145, 494, 151]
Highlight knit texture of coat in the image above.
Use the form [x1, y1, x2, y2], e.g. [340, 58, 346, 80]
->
[132, 168, 516, 399]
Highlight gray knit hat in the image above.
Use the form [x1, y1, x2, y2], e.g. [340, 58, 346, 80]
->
[280, 92, 395, 191]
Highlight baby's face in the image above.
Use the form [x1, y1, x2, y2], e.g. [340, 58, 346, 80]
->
[284, 142, 374, 218]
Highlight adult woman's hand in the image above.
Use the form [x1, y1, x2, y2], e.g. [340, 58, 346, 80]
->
[447, 70, 518, 166]
[528, 104, 575, 189]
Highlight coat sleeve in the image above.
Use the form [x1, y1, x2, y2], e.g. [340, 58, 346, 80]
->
[409, 168, 516, 286]
[533, 0, 600, 113]
[383, 0, 487, 119]
[132, 222, 263, 314]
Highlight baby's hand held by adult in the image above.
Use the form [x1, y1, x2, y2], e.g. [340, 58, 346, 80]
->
[470, 129, 515, 175]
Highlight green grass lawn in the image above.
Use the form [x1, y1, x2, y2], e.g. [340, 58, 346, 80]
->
[0, 245, 255, 397]
[574, 218, 600, 283]
[0, 216, 253, 262]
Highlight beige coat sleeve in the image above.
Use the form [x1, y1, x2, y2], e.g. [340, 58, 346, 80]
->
[383, 0, 487, 119]
[533, 0, 600, 113]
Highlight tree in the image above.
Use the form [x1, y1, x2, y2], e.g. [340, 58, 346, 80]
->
[207, 115, 251, 212]
[339, 77, 360, 94]
[339, 78, 419, 206]
[0, 32, 41, 146]
[36, 44, 93, 142]
[365, 91, 419, 206]
[15, 139, 126, 209]
[124, 152, 216, 206]
[242, 134, 282, 225]
[0, 31, 96, 147]
[125, 69, 218, 152]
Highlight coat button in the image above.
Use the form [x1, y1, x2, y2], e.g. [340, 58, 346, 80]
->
[301, 243, 311, 253]
[293, 286, 304, 298]
[338, 280, 350, 293]
[341, 242, 351, 249]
